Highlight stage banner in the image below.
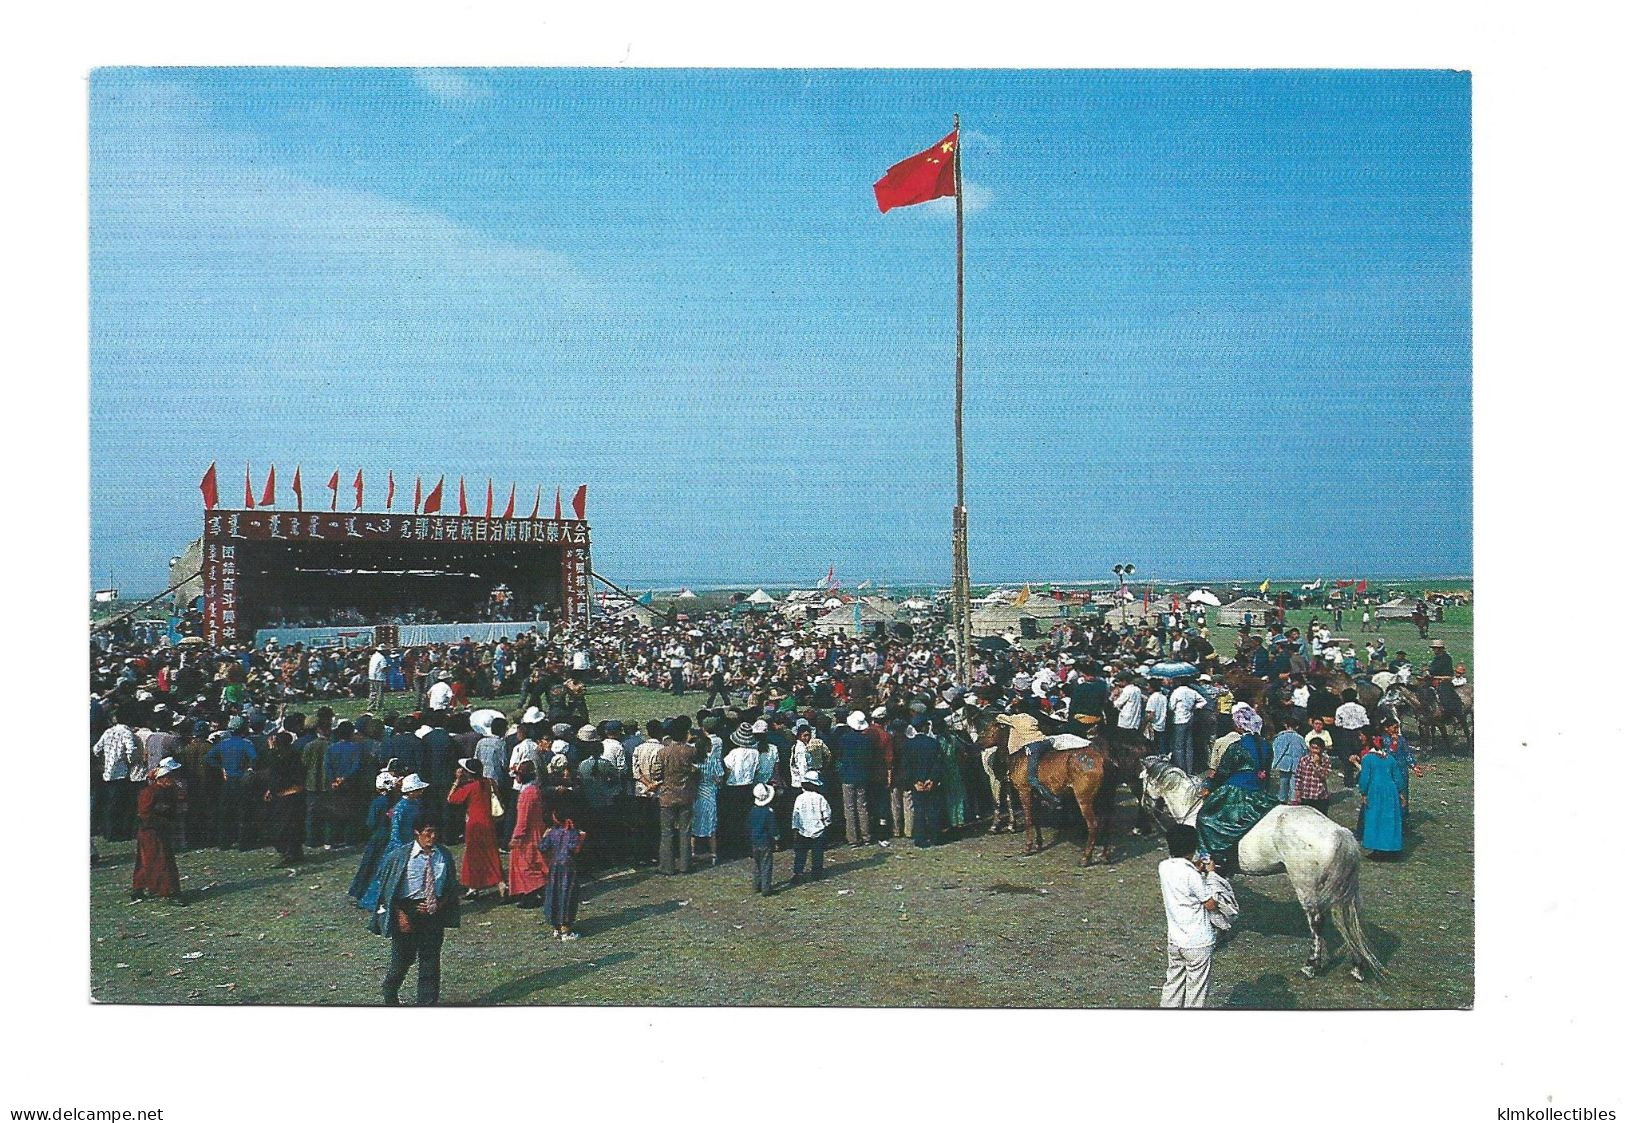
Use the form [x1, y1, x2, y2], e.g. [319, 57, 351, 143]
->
[203, 509, 589, 644]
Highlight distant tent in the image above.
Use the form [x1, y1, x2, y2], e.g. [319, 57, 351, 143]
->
[674, 588, 699, 600]
[1374, 597, 1420, 620]
[745, 588, 776, 605]
[1217, 597, 1277, 627]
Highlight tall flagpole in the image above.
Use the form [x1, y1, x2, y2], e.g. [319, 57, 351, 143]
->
[952, 113, 972, 686]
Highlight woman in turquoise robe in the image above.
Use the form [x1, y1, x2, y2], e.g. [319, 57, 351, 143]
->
[1357, 742, 1404, 855]
[938, 729, 967, 832]
[347, 778, 399, 905]
[357, 787, 422, 912]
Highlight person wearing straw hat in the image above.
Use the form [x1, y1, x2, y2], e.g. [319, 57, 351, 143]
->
[747, 783, 780, 895]
[721, 721, 761, 859]
[131, 757, 184, 904]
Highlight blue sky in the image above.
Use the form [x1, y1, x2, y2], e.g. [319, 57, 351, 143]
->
[90, 69, 1470, 592]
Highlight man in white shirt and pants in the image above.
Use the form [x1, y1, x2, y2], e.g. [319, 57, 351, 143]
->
[1158, 823, 1219, 1008]
[368, 646, 389, 712]
[1112, 676, 1146, 754]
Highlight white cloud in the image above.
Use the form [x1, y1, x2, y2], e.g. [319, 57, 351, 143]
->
[913, 179, 994, 218]
[411, 68, 489, 104]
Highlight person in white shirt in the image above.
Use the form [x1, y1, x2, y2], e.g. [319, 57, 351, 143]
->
[1158, 823, 1219, 1008]
[1112, 677, 1146, 752]
[790, 770, 833, 883]
[368, 646, 389, 711]
[1167, 680, 1207, 774]
[1144, 686, 1169, 753]
[1333, 689, 1371, 787]
[426, 671, 454, 711]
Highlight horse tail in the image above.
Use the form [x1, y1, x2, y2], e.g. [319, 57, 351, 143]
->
[1322, 827, 1383, 979]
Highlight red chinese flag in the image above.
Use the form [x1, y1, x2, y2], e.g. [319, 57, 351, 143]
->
[571, 484, 587, 520]
[259, 465, 276, 508]
[291, 466, 303, 511]
[413, 475, 422, 514]
[244, 464, 255, 509]
[502, 483, 516, 519]
[553, 487, 562, 521]
[458, 477, 468, 516]
[200, 463, 219, 510]
[529, 486, 541, 520]
[327, 469, 340, 511]
[873, 129, 958, 213]
[423, 476, 444, 514]
[353, 469, 364, 511]
[386, 471, 395, 510]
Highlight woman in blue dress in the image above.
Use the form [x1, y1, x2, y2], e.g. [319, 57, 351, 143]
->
[691, 727, 725, 866]
[347, 770, 399, 905]
[539, 812, 587, 941]
[357, 775, 426, 912]
[1357, 737, 1405, 857]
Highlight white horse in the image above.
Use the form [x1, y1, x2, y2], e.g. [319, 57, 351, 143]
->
[1139, 755, 1382, 981]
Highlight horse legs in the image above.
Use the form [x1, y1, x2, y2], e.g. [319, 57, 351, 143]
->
[1300, 904, 1327, 979]
[981, 748, 1008, 832]
[1075, 784, 1100, 867]
[1016, 783, 1041, 855]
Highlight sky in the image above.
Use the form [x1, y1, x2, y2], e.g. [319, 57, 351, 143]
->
[89, 68, 1471, 593]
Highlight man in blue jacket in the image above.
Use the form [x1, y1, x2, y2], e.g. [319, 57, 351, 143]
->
[835, 711, 873, 846]
[369, 815, 462, 1006]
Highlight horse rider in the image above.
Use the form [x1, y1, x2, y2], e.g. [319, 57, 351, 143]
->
[995, 701, 1060, 807]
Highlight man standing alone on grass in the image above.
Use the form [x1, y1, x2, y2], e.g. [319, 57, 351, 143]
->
[370, 815, 461, 1006]
[1157, 823, 1219, 1008]
[368, 645, 389, 712]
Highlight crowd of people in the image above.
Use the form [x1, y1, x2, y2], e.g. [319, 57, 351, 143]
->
[91, 598, 1463, 1005]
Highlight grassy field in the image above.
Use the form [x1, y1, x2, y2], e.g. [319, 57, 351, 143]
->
[91, 615, 1473, 1009]
[90, 753, 1473, 1009]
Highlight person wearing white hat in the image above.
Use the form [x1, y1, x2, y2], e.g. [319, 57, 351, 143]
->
[747, 783, 780, 895]
[349, 771, 402, 906]
[131, 758, 184, 904]
[426, 671, 454, 712]
[835, 711, 873, 846]
[790, 770, 832, 883]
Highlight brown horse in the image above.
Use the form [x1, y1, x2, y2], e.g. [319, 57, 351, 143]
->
[974, 717, 1111, 865]
[1395, 681, 1474, 750]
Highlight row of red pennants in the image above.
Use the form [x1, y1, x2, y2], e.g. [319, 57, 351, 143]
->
[200, 463, 586, 521]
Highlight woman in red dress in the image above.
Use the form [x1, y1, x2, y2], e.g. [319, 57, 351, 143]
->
[132, 758, 184, 904]
[447, 758, 505, 899]
[506, 760, 551, 907]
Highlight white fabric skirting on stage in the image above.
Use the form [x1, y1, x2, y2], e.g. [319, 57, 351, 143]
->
[253, 620, 549, 649]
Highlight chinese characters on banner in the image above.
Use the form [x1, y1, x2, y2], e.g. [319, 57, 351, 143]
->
[201, 510, 591, 644]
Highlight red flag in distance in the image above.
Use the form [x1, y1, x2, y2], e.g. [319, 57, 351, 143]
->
[200, 463, 219, 510]
[326, 470, 340, 511]
[291, 466, 303, 511]
[485, 479, 494, 519]
[259, 465, 276, 508]
[423, 476, 444, 514]
[571, 484, 587, 520]
[873, 129, 958, 213]
[553, 488, 562, 521]
[458, 477, 468, 517]
[502, 483, 515, 520]
[386, 471, 395, 510]
[244, 464, 255, 509]
[353, 469, 364, 511]
[529, 486, 541, 520]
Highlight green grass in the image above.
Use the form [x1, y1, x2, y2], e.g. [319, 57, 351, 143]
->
[90, 754, 1473, 1008]
[1206, 605, 1473, 675]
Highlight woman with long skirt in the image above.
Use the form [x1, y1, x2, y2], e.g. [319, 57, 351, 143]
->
[507, 761, 551, 908]
[1357, 738, 1405, 858]
[539, 811, 587, 940]
[348, 771, 399, 905]
[357, 774, 426, 912]
[448, 758, 505, 900]
[262, 730, 307, 867]
[691, 727, 725, 866]
[132, 758, 184, 904]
